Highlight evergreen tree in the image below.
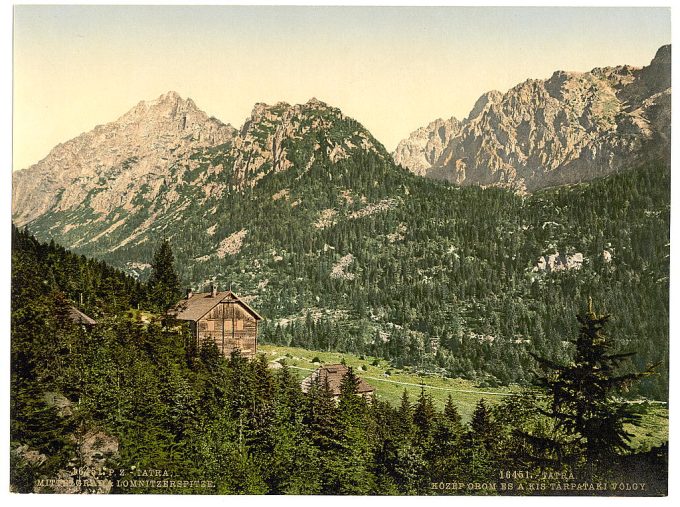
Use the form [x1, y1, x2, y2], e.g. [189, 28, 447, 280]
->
[412, 386, 435, 446]
[148, 239, 182, 312]
[396, 390, 414, 441]
[531, 298, 654, 464]
[470, 398, 494, 449]
[304, 375, 338, 451]
[443, 394, 463, 431]
[331, 367, 375, 494]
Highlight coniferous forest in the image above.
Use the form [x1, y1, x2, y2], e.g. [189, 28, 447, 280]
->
[10, 222, 668, 495]
[25, 151, 671, 402]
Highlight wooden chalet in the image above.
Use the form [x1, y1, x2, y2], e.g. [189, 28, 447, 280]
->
[301, 364, 374, 400]
[169, 286, 262, 359]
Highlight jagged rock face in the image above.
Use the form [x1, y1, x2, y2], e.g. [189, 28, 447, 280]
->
[393, 117, 462, 175]
[12, 92, 387, 257]
[201, 97, 387, 193]
[12, 91, 237, 225]
[393, 45, 671, 191]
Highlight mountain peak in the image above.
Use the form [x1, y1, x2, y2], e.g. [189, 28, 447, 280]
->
[306, 97, 328, 108]
[394, 44, 670, 191]
[157, 90, 182, 102]
[466, 90, 502, 121]
[653, 44, 671, 64]
[12, 91, 237, 225]
[144, 90, 197, 110]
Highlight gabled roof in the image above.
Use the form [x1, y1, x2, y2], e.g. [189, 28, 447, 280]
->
[170, 290, 263, 322]
[301, 364, 374, 396]
[68, 306, 97, 326]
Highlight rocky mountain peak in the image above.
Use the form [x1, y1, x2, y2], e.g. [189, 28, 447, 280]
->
[653, 44, 671, 66]
[12, 91, 236, 226]
[305, 97, 329, 109]
[466, 90, 503, 121]
[123, 91, 207, 125]
[393, 44, 671, 191]
[393, 116, 463, 175]
[637, 44, 671, 94]
[13, 93, 388, 248]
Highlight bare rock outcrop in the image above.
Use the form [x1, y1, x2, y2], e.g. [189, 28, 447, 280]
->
[393, 45, 671, 191]
[533, 252, 584, 273]
[12, 91, 237, 226]
[393, 116, 462, 175]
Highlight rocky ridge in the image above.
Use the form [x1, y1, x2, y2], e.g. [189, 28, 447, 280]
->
[12, 92, 388, 259]
[12, 91, 237, 225]
[392, 116, 462, 176]
[393, 45, 671, 191]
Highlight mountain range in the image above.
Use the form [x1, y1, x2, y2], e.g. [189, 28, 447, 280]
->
[11, 46, 670, 397]
[13, 46, 670, 232]
[393, 45, 670, 191]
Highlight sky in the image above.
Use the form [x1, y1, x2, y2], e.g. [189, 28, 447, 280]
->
[12, 5, 671, 171]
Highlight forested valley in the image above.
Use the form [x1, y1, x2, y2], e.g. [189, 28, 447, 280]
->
[10, 224, 668, 495]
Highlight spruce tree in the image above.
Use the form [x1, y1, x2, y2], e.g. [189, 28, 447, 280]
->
[148, 239, 182, 312]
[470, 398, 494, 449]
[531, 297, 653, 464]
[443, 394, 463, 430]
[396, 390, 414, 440]
[333, 367, 374, 494]
[412, 386, 435, 446]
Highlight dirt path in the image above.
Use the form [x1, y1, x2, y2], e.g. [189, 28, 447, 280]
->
[285, 364, 517, 397]
[284, 364, 667, 404]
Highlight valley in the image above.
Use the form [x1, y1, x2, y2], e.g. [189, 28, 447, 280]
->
[11, 46, 671, 401]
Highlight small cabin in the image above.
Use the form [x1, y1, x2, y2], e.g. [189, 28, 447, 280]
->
[301, 364, 374, 400]
[170, 286, 262, 359]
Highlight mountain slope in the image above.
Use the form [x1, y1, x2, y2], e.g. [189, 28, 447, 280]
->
[12, 92, 669, 399]
[13, 94, 388, 264]
[12, 91, 237, 226]
[393, 45, 671, 191]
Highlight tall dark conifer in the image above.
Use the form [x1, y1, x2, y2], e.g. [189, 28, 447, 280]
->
[412, 386, 435, 446]
[397, 390, 414, 440]
[148, 239, 181, 312]
[531, 298, 654, 464]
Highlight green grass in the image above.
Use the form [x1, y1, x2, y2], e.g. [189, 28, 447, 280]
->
[624, 403, 669, 452]
[125, 309, 157, 327]
[259, 344, 523, 422]
[258, 343, 668, 451]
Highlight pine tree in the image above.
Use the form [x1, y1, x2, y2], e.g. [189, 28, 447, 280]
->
[331, 367, 374, 494]
[531, 298, 654, 464]
[337, 366, 366, 423]
[396, 390, 414, 440]
[304, 375, 338, 451]
[412, 386, 435, 446]
[470, 398, 494, 449]
[148, 239, 182, 312]
[443, 394, 463, 431]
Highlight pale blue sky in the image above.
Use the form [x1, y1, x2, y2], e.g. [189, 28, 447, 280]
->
[13, 5, 671, 170]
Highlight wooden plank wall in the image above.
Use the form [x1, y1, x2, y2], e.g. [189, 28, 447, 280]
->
[196, 301, 257, 358]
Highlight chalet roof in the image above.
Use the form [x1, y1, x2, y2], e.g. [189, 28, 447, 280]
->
[300, 364, 374, 396]
[68, 306, 97, 326]
[170, 290, 263, 322]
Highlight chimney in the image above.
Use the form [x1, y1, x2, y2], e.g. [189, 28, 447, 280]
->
[186, 288, 193, 299]
[211, 284, 218, 297]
